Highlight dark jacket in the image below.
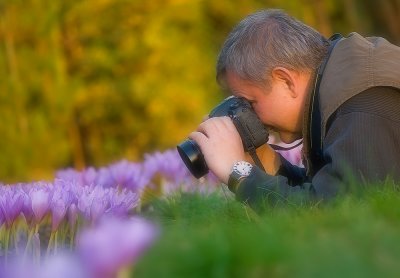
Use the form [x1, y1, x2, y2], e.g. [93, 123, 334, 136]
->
[234, 33, 400, 208]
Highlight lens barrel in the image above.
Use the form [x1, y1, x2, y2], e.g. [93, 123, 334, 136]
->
[176, 139, 209, 178]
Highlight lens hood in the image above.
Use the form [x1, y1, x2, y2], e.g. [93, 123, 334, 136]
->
[177, 139, 209, 178]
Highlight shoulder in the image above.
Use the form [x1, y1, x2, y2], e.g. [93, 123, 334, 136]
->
[323, 87, 400, 156]
[319, 34, 400, 136]
[335, 86, 400, 120]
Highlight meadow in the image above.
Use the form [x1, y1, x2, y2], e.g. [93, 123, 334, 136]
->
[134, 182, 400, 277]
[1, 149, 399, 277]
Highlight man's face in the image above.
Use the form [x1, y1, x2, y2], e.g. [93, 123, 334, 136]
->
[224, 70, 304, 144]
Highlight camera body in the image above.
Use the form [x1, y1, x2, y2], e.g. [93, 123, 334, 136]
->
[177, 96, 269, 178]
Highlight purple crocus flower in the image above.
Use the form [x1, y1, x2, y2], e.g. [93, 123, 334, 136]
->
[50, 188, 69, 231]
[142, 149, 220, 195]
[77, 185, 112, 223]
[93, 167, 114, 188]
[89, 188, 109, 224]
[80, 167, 98, 186]
[108, 160, 147, 192]
[53, 179, 82, 231]
[0, 257, 39, 278]
[0, 250, 88, 278]
[107, 188, 139, 217]
[55, 167, 98, 187]
[142, 150, 188, 193]
[55, 168, 82, 185]
[39, 251, 88, 278]
[0, 207, 4, 228]
[21, 190, 35, 226]
[77, 184, 140, 223]
[143, 150, 192, 183]
[29, 183, 52, 224]
[0, 185, 25, 228]
[77, 185, 100, 221]
[76, 216, 158, 278]
[56, 179, 82, 206]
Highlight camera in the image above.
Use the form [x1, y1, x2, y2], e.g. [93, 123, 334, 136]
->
[177, 96, 269, 178]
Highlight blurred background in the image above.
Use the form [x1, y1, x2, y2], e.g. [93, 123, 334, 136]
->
[0, 0, 399, 183]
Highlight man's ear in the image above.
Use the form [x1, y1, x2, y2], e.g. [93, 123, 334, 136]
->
[271, 67, 298, 97]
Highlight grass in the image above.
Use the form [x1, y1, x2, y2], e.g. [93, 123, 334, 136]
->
[132, 183, 400, 278]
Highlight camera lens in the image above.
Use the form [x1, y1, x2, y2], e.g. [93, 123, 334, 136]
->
[177, 139, 209, 178]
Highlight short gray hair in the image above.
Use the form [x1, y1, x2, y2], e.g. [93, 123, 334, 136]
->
[216, 9, 328, 88]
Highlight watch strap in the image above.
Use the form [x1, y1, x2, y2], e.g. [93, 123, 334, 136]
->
[228, 171, 244, 192]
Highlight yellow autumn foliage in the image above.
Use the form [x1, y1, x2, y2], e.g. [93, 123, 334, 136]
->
[0, 0, 398, 182]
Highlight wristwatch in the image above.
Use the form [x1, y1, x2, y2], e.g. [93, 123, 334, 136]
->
[228, 161, 253, 192]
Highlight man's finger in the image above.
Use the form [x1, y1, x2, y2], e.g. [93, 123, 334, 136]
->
[189, 131, 208, 147]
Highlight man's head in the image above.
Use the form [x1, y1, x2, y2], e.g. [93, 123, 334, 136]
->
[216, 9, 328, 143]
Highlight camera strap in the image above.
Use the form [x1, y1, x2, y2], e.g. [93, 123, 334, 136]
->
[270, 140, 303, 151]
[248, 146, 266, 172]
[309, 33, 343, 174]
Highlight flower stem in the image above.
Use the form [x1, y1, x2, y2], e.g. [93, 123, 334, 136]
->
[4, 226, 11, 265]
[69, 225, 76, 250]
[54, 230, 58, 254]
[33, 224, 40, 264]
[46, 231, 55, 257]
[23, 225, 35, 258]
[60, 221, 68, 246]
[13, 223, 20, 256]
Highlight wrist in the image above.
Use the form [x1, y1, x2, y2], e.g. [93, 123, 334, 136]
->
[227, 161, 253, 192]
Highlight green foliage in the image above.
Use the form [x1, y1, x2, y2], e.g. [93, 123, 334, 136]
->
[0, 0, 399, 182]
[133, 185, 400, 277]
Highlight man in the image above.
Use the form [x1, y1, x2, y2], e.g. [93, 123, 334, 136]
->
[189, 9, 400, 208]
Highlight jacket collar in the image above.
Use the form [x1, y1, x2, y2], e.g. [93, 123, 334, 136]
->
[301, 71, 317, 176]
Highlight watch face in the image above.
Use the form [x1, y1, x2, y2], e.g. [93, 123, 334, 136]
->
[233, 161, 253, 176]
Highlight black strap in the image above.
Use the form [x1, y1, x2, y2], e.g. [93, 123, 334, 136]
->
[309, 34, 343, 174]
[270, 140, 303, 151]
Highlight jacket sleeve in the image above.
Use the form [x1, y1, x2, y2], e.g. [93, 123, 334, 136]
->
[234, 87, 400, 211]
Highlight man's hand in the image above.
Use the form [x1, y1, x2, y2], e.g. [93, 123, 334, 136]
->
[189, 116, 282, 184]
[189, 117, 245, 184]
